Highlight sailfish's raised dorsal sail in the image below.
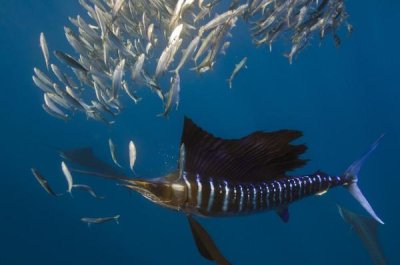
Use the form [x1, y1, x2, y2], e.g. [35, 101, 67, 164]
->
[180, 117, 308, 182]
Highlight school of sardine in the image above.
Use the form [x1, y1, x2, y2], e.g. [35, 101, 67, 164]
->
[33, 0, 350, 123]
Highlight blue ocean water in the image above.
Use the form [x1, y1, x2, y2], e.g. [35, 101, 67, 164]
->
[0, 1, 399, 264]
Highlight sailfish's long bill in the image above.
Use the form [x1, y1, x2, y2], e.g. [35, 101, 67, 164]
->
[64, 117, 384, 263]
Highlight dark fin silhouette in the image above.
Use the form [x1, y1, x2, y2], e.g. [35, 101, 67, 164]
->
[180, 117, 308, 182]
[338, 205, 387, 265]
[344, 135, 384, 224]
[187, 215, 231, 265]
[276, 206, 289, 223]
[59, 147, 126, 178]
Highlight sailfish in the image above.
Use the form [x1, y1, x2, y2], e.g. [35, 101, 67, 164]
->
[64, 117, 384, 264]
[338, 205, 387, 265]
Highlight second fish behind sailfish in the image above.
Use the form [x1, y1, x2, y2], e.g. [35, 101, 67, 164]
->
[338, 205, 387, 265]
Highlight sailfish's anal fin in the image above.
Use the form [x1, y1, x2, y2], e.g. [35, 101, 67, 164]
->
[187, 215, 231, 265]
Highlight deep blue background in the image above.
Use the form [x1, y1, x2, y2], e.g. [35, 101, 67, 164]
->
[0, 1, 399, 264]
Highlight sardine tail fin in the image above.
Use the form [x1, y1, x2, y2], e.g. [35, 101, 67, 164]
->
[344, 134, 385, 224]
[283, 53, 293, 64]
[114, 215, 121, 224]
[169, 69, 179, 75]
[227, 78, 232, 89]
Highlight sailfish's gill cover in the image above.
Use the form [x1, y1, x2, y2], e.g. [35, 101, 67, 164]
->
[180, 117, 308, 182]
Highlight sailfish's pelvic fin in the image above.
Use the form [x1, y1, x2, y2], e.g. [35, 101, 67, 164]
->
[187, 215, 231, 265]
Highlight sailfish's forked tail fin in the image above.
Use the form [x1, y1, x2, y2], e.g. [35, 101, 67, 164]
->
[344, 134, 385, 225]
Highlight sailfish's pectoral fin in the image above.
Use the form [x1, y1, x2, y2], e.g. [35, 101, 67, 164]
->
[276, 206, 289, 223]
[187, 215, 231, 265]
